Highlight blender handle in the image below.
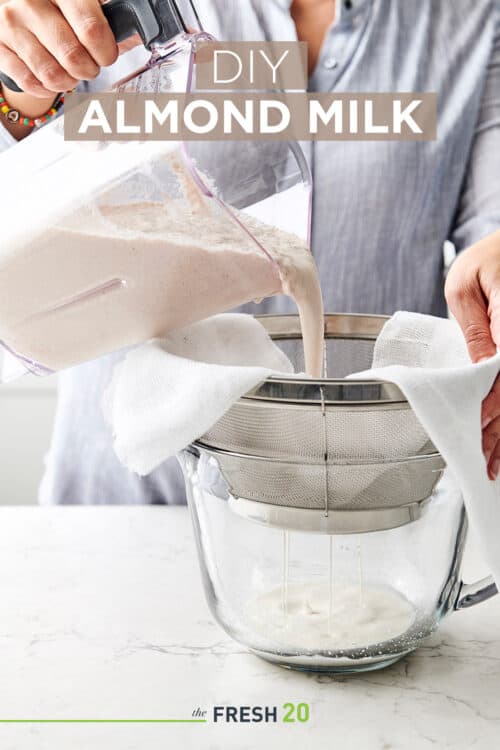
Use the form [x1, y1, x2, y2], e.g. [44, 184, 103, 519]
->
[454, 575, 498, 610]
[99, 0, 161, 46]
[0, 0, 182, 92]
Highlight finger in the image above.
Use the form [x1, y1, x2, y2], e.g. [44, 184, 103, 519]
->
[117, 33, 142, 54]
[487, 287, 500, 349]
[57, 0, 118, 69]
[482, 373, 500, 429]
[487, 438, 500, 481]
[447, 282, 496, 363]
[1, 27, 78, 93]
[22, 1, 100, 81]
[0, 42, 54, 97]
[482, 414, 500, 473]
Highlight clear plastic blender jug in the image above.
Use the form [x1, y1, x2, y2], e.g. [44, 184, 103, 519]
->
[0, 1, 312, 380]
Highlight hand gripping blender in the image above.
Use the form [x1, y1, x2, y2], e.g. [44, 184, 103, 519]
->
[0, 0, 312, 382]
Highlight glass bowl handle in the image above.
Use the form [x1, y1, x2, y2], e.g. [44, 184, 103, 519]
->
[455, 575, 498, 610]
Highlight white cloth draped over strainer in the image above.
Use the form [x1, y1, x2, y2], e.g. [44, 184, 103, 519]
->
[106, 310, 500, 582]
[356, 311, 500, 583]
[103, 314, 293, 474]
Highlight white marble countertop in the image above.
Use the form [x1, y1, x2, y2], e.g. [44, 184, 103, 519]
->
[0, 506, 498, 750]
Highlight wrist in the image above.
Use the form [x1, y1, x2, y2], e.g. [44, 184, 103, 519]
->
[0, 86, 67, 140]
[0, 86, 58, 120]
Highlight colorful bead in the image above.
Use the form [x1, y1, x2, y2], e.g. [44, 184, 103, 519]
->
[6, 109, 19, 123]
[0, 87, 71, 128]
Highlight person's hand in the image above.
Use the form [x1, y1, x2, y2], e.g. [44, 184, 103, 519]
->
[0, 0, 140, 98]
[445, 230, 500, 479]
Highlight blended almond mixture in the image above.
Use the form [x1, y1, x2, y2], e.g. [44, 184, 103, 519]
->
[0, 156, 324, 375]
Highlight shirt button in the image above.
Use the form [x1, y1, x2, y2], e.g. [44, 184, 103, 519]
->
[323, 57, 338, 70]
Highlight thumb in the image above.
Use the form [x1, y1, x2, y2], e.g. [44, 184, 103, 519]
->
[449, 289, 497, 363]
[117, 34, 143, 55]
[488, 288, 500, 351]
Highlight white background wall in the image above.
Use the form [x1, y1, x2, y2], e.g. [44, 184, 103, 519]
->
[0, 375, 57, 505]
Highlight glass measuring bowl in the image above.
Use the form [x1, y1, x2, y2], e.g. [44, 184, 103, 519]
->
[181, 455, 495, 672]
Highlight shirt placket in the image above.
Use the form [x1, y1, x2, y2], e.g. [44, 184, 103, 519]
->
[268, 0, 372, 250]
[309, 0, 371, 93]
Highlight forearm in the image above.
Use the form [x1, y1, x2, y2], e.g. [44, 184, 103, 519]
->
[0, 0, 57, 140]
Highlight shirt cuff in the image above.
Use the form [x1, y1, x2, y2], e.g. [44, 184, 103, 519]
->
[452, 215, 500, 253]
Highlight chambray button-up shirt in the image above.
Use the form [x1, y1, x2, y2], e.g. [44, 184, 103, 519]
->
[188, 0, 500, 321]
[1, 0, 499, 504]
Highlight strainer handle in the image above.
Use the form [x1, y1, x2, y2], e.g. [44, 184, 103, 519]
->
[454, 575, 498, 610]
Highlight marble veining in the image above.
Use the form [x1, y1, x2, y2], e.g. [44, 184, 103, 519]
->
[0, 506, 498, 750]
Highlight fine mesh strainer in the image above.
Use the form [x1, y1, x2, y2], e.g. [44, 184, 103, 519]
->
[193, 313, 446, 534]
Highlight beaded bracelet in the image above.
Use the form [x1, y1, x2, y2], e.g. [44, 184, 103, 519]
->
[0, 89, 68, 128]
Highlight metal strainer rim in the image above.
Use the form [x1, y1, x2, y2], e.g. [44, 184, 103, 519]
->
[244, 313, 407, 406]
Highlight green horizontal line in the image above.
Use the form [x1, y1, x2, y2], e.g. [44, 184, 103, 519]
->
[0, 720, 207, 724]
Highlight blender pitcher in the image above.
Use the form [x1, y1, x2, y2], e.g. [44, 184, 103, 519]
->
[0, 0, 312, 381]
